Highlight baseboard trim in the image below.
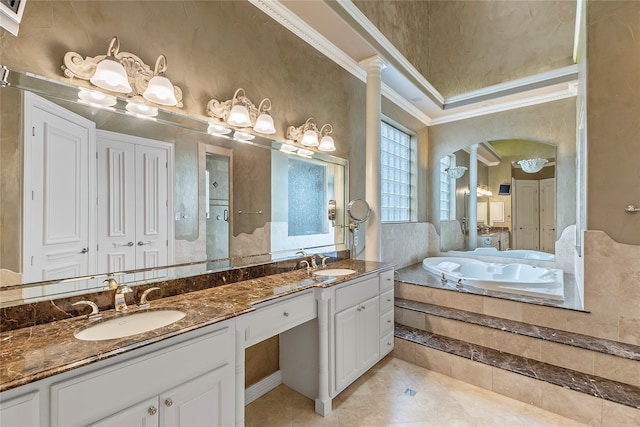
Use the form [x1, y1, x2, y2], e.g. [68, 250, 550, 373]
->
[245, 370, 282, 405]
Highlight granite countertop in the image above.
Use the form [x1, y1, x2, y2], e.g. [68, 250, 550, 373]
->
[0, 259, 391, 393]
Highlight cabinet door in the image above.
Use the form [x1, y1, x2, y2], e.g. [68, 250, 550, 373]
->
[358, 296, 380, 370]
[160, 365, 233, 427]
[89, 397, 158, 427]
[0, 391, 40, 427]
[334, 305, 359, 392]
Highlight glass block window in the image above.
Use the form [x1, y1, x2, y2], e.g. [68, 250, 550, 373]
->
[288, 157, 327, 236]
[381, 122, 412, 222]
[440, 156, 452, 221]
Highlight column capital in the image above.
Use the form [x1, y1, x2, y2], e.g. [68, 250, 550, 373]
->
[359, 55, 388, 73]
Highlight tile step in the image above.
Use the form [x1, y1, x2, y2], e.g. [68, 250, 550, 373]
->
[394, 324, 640, 410]
[395, 298, 640, 361]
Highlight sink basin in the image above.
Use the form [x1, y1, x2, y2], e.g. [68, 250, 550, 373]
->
[313, 268, 357, 277]
[74, 310, 186, 341]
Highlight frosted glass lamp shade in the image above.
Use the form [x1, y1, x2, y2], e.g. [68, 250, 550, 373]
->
[446, 166, 467, 179]
[227, 104, 252, 127]
[518, 158, 548, 173]
[253, 113, 276, 134]
[143, 75, 178, 106]
[301, 129, 319, 146]
[318, 135, 336, 151]
[90, 58, 132, 93]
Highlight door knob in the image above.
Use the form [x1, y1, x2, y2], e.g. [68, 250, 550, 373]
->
[625, 204, 640, 213]
[79, 247, 89, 254]
[138, 241, 151, 246]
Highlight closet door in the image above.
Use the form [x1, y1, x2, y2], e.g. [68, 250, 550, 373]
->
[513, 180, 539, 250]
[97, 132, 137, 274]
[135, 144, 169, 271]
[23, 93, 96, 289]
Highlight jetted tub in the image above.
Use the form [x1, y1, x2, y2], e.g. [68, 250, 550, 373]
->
[448, 247, 555, 261]
[422, 256, 564, 300]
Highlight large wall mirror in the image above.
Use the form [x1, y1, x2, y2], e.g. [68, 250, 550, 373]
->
[439, 139, 562, 261]
[0, 69, 349, 306]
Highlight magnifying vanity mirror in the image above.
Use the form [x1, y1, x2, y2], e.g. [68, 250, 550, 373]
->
[439, 139, 561, 261]
[347, 198, 371, 227]
[0, 68, 349, 306]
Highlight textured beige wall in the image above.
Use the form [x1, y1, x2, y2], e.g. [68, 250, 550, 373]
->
[356, 1, 575, 97]
[586, 1, 640, 245]
[428, 98, 577, 239]
[0, 88, 22, 273]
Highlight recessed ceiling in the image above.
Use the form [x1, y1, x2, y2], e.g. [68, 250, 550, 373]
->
[250, 0, 579, 126]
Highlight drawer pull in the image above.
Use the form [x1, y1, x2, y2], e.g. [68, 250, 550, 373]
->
[283, 311, 289, 317]
[165, 398, 173, 407]
[148, 406, 157, 415]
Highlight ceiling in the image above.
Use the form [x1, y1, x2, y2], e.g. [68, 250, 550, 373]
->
[249, 0, 579, 126]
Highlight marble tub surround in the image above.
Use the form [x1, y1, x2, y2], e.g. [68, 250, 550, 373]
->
[397, 262, 582, 311]
[0, 259, 390, 392]
[0, 251, 349, 332]
[394, 324, 640, 411]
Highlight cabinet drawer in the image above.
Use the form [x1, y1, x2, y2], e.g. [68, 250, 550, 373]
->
[335, 276, 378, 312]
[379, 289, 394, 313]
[242, 291, 316, 347]
[379, 309, 394, 335]
[379, 269, 394, 291]
[379, 331, 394, 357]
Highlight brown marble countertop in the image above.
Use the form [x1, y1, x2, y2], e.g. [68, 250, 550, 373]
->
[0, 260, 392, 393]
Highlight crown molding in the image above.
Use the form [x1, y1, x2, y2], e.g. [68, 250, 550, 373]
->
[328, 0, 444, 107]
[444, 65, 579, 110]
[431, 81, 578, 126]
[248, 0, 365, 82]
[381, 83, 433, 126]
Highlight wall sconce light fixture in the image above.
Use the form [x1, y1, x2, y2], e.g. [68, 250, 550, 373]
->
[517, 158, 548, 173]
[142, 55, 178, 106]
[62, 36, 183, 107]
[89, 36, 132, 93]
[206, 89, 276, 135]
[445, 166, 467, 179]
[286, 117, 337, 152]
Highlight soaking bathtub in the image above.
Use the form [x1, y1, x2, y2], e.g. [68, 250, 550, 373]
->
[448, 247, 555, 261]
[422, 256, 564, 300]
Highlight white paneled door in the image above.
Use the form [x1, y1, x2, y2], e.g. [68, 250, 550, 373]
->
[23, 93, 96, 291]
[97, 131, 172, 276]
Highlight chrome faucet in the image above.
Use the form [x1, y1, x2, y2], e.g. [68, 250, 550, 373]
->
[105, 277, 132, 312]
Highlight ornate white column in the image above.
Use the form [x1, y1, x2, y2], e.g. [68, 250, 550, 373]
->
[468, 143, 479, 250]
[359, 55, 387, 261]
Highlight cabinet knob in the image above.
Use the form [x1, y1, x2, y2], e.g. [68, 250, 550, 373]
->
[165, 398, 173, 407]
[387, 319, 392, 324]
[283, 311, 289, 317]
[148, 406, 157, 415]
[387, 341, 392, 346]
[386, 298, 391, 302]
[360, 305, 366, 310]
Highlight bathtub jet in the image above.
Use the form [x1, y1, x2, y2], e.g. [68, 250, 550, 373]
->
[422, 257, 564, 300]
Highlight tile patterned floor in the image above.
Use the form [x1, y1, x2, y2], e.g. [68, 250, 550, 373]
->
[245, 356, 587, 427]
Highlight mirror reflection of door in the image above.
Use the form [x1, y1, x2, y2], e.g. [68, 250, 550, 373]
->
[205, 151, 231, 261]
[512, 177, 556, 253]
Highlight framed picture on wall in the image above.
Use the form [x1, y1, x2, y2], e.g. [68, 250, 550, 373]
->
[1, 0, 27, 36]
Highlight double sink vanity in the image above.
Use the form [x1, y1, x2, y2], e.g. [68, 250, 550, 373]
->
[0, 260, 395, 426]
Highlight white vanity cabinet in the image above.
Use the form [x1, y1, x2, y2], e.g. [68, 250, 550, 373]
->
[0, 391, 40, 427]
[49, 320, 235, 427]
[379, 269, 395, 358]
[334, 277, 380, 393]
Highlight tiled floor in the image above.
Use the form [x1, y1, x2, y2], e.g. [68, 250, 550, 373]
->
[245, 356, 586, 426]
